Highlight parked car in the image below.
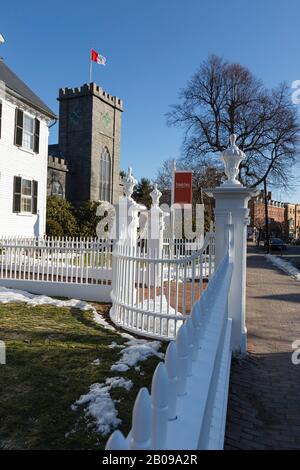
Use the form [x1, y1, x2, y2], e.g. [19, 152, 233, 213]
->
[291, 238, 300, 246]
[265, 238, 287, 251]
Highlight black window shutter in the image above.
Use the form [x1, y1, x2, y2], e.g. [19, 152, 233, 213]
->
[13, 176, 22, 213]
[32, 180, 38, 214]
[14, 108, 23, 146]
[0, 102, 2, 139]
[34, 118, 40, 153]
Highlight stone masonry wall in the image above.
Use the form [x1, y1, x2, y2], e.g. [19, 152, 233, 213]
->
[57, 83, 123, 205]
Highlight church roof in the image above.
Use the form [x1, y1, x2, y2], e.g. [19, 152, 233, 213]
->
[0, 58, 57, 119]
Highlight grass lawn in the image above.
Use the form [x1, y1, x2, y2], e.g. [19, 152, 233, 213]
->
[0, 302, 164, 450]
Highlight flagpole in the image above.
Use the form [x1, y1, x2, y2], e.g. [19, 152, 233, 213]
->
[89, 49, 93, 83]
[171, 160, 176, 255]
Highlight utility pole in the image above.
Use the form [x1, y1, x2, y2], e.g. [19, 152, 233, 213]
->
[263, 178, 270, 253]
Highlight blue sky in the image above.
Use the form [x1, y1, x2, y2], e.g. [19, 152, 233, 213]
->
[2, 0, 300, 202]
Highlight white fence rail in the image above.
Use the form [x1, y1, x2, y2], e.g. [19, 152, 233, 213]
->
[162, 237, 205, 258]
[106, 247, 233, 450]
[110, 233, 215, 340]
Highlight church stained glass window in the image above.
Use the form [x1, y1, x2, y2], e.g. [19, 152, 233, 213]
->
[100, 147, 111, 202]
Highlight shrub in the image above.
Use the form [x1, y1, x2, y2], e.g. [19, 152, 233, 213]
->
[46, 197, 78, 237]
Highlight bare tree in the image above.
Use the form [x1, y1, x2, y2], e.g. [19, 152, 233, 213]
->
[167, 55, 300, 189]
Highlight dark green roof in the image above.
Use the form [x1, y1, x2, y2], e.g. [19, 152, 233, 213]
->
[0, 59, 56, 119]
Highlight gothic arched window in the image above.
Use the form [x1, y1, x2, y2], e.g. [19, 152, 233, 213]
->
[51, 180, 64, 198]
[100, 147, 111, 202]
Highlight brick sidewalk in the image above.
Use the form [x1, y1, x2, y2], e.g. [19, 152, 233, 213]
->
[224, 248, 300, 450]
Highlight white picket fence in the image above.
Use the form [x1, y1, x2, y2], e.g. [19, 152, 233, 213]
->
[0, 236, 205, 302]
[106, 241, 233, 450]
[110, 233, 215, 340]
[0, 236, 114, 301]
[162, 237, 205, 258]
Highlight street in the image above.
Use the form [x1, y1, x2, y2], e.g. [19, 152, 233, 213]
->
[269, 244, 300, 271]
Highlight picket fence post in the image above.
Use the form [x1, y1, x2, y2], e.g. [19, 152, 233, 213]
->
[105, 430, 129, 450]
[151, 362, 169, 449]
[129, 388, 152, 450]
[165, 341, 178, 420]
[206, 134, 259, 352]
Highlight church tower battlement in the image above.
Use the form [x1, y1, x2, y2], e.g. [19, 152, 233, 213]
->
[58, 83, 123, 110]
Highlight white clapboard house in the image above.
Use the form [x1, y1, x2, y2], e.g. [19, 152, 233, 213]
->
[0, 58, 56, 236]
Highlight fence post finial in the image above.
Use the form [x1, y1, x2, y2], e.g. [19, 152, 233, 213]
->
[150, 184, 162, 207]
[220, 134, 246, 187]
[123, 167, 137, 199]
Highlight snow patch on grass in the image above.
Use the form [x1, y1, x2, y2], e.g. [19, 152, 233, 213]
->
[92, 309, 116, 331]
[72, 377, 133, 436]
[111, 338, 164, 372]
[91, 358, 101, 366]
[0, 286, 94, 310]
[266, 254, 300, 281]
[109, 341, 125, 349]
[93, 308, 133, 339]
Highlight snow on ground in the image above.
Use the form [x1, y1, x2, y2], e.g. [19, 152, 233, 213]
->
[266, 254, 300, 281]
[72, 377, 133, 436]
[0, 286, 94, 310]
[111, 338, 164, 372]
[136, 294, 183, 337]
[109, 341, 125, 349]
[92, 308, 116, 332]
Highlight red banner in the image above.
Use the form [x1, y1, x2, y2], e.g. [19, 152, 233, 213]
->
[174, 171, 193, 204]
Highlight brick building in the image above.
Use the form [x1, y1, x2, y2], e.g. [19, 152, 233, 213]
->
[249, 191, 285, 239]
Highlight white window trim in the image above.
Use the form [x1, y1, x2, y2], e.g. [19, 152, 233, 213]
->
[18, 146, 35, 156]
[14, 176, 36, 216]
[21, 112, 35, 152]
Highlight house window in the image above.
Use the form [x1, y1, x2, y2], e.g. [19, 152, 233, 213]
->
[13, 176, 38, 214]
[51, 180, 64, 198]
[23, 114, 34, 150]
[14, 108, 40, 153]
[99, 147, 111, 202]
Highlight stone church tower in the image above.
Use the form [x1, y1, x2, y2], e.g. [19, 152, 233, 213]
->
[56, 82, 123, 205]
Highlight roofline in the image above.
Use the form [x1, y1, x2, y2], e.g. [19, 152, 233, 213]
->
[6, 85, 57, 120]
